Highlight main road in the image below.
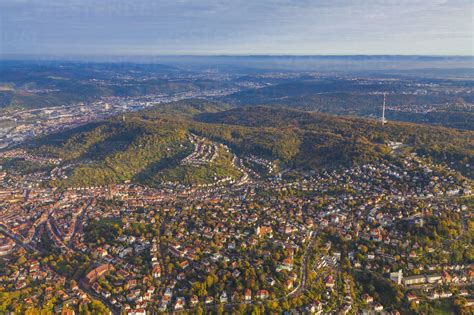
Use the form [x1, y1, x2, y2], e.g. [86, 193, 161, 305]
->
[0, 224, 43, 254]
[288, 227, 321, 297]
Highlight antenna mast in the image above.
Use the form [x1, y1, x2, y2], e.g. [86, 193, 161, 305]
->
[382, 93, 386, 126]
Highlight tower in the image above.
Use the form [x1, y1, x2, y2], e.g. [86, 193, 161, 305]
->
[382, 93, 387, 126]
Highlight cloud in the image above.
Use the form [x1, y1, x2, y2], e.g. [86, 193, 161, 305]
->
[1, 0, 472, 55]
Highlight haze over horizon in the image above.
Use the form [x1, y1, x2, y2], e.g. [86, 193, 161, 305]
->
[1, 0, 473, 57]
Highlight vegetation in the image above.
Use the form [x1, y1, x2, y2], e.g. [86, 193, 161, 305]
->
[196, 106, 474, 176]
[19, 102, 473, 188]
[224, 78, 474, 130]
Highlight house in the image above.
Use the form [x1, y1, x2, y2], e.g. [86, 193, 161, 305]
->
[308, 301, 323, 314]
[83, 264, 114, 286]
[61, 309, 75, 315]
[325, 275, 335, 289]
[256, 226, 273, 238]
[158, 302, 167, 312]
[164, 287, 173, 299]
[362, 293, 374, 304]
[402, 275, 425, 286]
[406, 293, 419, 302]
[256, 290, 269, 300]
[174, 297, 185, 310]
[190, 295, 199, 305]
[267, 277, 276, 286]
[374, 304, 384, 311]
[15, 281, 26, 289]
[465, 299, 474, 307]
[220, 291, 228, 303]
[147, 287, 155, 294]
[244, 289, 252, 301]
[459, 289, 469, 297]
[426, 274, 442, 284]
[440, 292, 452, 298]
[152, 265, 161, 278]
[178, 260, 189, 269]
[93, 248, 107, 258]
[282, 257, 294, 269]
[428, 292, 440, 300]
[126, 279, 138, 289]
[441, 270, 452, 283]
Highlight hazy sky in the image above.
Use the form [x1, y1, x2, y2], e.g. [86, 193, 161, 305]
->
[1, 0, 473, 56]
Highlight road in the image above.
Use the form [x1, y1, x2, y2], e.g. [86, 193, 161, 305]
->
[0, 224, 43, 254]
[288, 228, 320, 297]
[68, 198, 93, 248]
[78, 280, 119, 315]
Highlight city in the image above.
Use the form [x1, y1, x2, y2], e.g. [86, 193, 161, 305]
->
[1, 0, 473, 314]
[0, 123, 472, 313]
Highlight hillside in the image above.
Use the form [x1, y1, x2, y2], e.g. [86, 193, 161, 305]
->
[12, 101, 474, 188]
[196, 106, 473, 175]
[22, 101, 239, 187]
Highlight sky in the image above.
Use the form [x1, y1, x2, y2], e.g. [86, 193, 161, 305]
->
[1, 0, 473, 57]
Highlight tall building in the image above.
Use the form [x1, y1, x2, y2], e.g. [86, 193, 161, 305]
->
[390, 269, 403, 285]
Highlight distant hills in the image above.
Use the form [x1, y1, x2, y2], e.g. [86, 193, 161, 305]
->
[222, 78, 474, 130]
[5, 55, 473, 71]
[1, 61, 472, 131]
[0, 61, 231, 109]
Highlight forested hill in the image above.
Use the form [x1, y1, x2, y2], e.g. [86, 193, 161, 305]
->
[15, 100, 474, 187]
[195, 106, 473, 176]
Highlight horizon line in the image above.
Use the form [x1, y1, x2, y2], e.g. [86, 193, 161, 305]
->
[1, 53, 474, 60]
